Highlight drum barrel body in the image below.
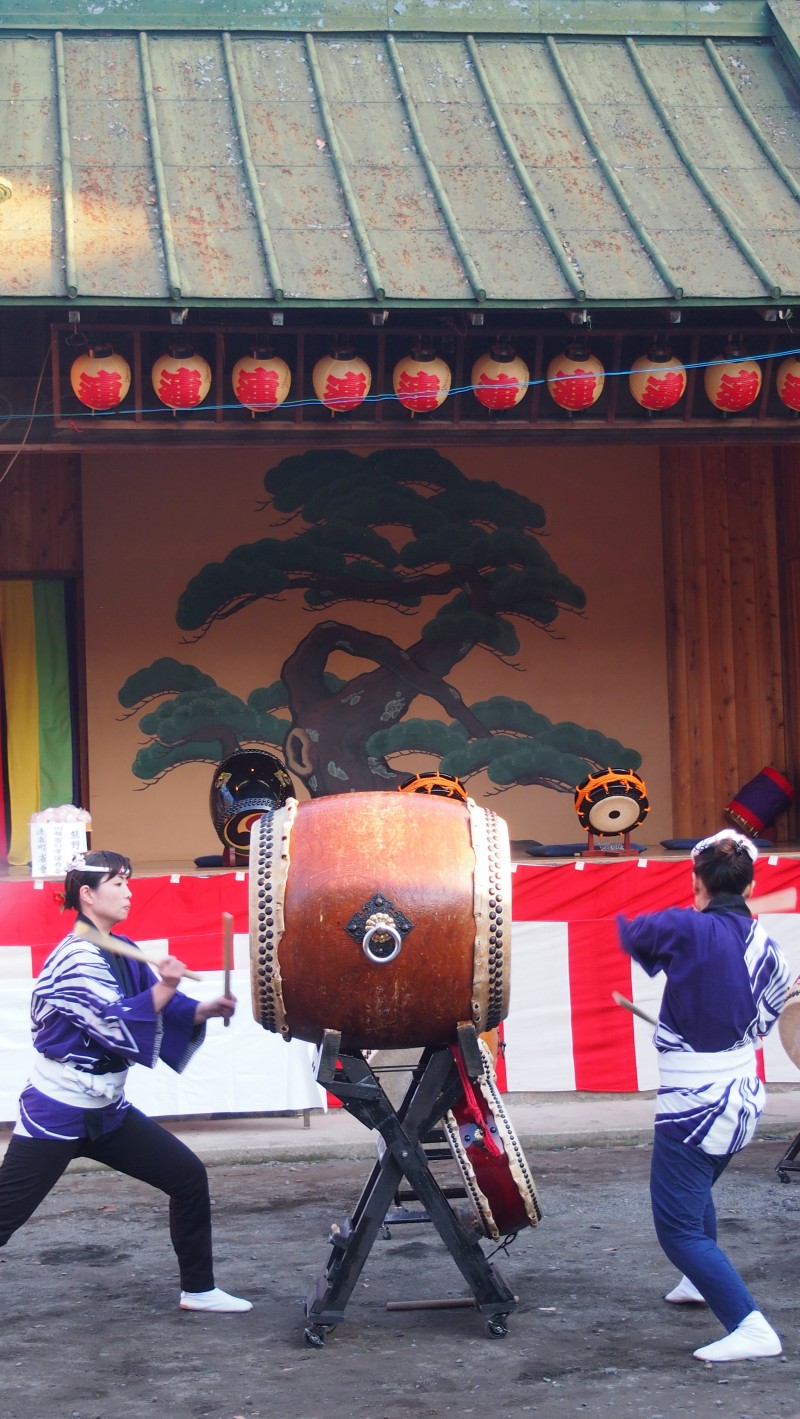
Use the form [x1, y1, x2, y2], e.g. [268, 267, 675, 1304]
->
[250, 791, 511, 1050]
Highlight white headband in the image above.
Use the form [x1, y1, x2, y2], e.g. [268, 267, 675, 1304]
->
[65, 854, 108, 873]
[690, 829, 758, 863]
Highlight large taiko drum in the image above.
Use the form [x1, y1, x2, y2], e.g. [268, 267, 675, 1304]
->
[249, 791, 511, 1050]
[778, 975, 800, 1070]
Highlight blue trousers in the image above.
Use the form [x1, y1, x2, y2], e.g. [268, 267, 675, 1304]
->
[650, 1129, 757, 1333]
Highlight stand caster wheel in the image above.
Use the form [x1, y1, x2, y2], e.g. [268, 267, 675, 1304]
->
[487, 1314, 509, 1338]
[304, 1324, 334, 1348]
[777, 1170, 790, 1184]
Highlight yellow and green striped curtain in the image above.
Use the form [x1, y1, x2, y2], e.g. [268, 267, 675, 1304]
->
[0, 580, 76, 865]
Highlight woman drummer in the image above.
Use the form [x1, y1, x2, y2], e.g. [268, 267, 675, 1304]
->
[617, 829, 790, 1363]
[0, 849, 251, 1314]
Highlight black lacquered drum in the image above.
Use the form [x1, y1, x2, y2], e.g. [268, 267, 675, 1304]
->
[210, 750, 294, 859]
[249, 791, 512, 1051]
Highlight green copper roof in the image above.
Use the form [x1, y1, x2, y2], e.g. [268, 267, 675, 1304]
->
[0, 1, 779, 38]
[0, 6, 799, 307]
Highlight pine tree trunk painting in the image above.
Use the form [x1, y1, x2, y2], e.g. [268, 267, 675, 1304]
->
[119, 448, 641, 796]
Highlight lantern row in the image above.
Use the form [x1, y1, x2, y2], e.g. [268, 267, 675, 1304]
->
[68, 338, 800, 416]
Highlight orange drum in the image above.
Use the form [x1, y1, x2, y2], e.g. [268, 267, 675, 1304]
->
[249, 791, 511, 1051]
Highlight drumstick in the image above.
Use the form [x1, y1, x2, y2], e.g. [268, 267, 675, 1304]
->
[749, 887, 798, 915]
[612, 990, 657, 1027]
[222, 912, 233, 1027]
[74, 921, 203, 981]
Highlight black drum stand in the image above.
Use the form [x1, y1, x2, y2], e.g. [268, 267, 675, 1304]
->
[775, 1129, 800, 1183]
[303, 1024, 518, 1347]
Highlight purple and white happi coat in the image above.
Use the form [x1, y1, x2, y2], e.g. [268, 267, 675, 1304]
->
[617, 897, 790, 1156]
[15, 927, 203, 1142]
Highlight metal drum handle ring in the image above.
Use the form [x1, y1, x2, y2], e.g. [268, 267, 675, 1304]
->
[362, 911, 403, 964]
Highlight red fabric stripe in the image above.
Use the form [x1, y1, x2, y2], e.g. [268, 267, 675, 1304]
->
[511, 858, 800, 922]
[0, 874, 249, 975]
[567, 921, 639, 1091]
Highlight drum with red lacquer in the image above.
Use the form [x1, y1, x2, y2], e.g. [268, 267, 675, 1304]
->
[443, 1038, 542, 1240]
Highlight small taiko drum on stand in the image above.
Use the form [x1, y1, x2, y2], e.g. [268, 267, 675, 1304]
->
[249, 791, 511, 1050]
[574, 767, 650, 855]
[211, 749, 294, 866]
[443, 1038, 542, 1241]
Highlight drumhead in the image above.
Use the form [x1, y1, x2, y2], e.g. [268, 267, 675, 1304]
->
[778, 979, 800, 1069]
[585, 793, 643, 834]
[443, 1039, 542, 1241]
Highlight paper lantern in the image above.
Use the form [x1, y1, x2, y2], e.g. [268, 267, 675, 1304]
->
[152, 346, 212, 411]
[704, 339, 761, 413]
[629, 342, 686, 412]
[232, 347, 291, 415]
[546, 341, 605, 412]
[70, 345, 131, 412]
[776, 355, 800, 413]
[312, 348, 371, 413]
[471, 343, 529, 411]
[393, 347, 451, 414]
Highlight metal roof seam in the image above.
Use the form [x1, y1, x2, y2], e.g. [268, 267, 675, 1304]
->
[545, 35, 683, 302]
[222, 32, 284, 302]
[138, 31, 183, 302]
[704, 36, 800, 204]
[625, 36, 782, 300]
[54, 32, 77, 300]
[385, 34, 486, 304]
[305, 33, 386, 303]
[466, 34, 586, 304]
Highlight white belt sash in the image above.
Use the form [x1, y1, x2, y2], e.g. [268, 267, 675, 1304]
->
[657, 1042, 757, 1087]
[31, 1054, 128, 1107]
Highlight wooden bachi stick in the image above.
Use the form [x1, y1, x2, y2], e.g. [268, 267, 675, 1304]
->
[611, 990, 657, 1027]
[749, 887, 798, 915]
[222, 912, 233, 1026]
[74, 921, 203, 981]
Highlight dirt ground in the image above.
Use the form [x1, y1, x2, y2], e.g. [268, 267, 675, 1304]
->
[2, 1136, 799, 1419]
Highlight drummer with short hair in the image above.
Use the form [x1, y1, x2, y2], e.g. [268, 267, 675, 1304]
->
[0, 848, 252, 1314]
[617, 829, 790, 1363]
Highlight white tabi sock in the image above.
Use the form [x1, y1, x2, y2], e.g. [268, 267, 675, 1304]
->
[693, 1310, 782, 1363]
[179, 1286, 253, 1313]
[664, 1275, 706, 1304]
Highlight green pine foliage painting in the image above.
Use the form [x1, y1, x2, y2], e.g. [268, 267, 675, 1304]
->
[119, 448, 641, 796]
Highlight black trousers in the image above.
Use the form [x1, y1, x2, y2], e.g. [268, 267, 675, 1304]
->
[0, 1106, 214, 1292]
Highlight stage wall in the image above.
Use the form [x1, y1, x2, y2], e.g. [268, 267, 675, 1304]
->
[1, 857, 799, 1123]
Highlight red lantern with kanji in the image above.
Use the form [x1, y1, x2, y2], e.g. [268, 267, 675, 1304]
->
[312, 348, 371, 414]
[393, 346, 451, 415]
[232, 347, 291, 415]
[704, 339, 762, 413]
[70, 345, 131, 412]
[471, 342, 529, 411]
[152, 346, 212, 411]
[776, 354, 800, 413]
[546, 341, 605, 412]
[629, 341, 686, 412]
